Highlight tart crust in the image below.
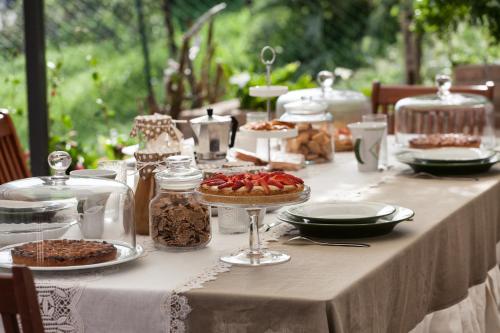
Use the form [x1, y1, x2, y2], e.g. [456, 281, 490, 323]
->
[11, 239, 117, 267]
[409, 134, 481, 149]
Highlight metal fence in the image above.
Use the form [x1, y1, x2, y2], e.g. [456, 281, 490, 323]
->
[0, 0, 400, 152]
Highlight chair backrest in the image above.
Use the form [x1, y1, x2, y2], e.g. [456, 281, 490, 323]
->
[0, 266, 44, 333]
[371, 81, 495, 134]
[0, 109, 30, 184]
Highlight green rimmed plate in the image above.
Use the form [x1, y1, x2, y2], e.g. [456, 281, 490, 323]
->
[277, 206, 414, 238]
[396, 151, 500, 175]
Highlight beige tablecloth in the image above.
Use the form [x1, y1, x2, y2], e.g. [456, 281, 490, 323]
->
[3, 145, 499, 333]
[185, 158, 500, 332]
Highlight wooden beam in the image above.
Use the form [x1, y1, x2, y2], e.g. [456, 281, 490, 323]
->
[23, 0, 49, 176]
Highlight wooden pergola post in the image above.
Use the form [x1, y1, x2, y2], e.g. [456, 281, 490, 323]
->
[23, 0, 49, 176]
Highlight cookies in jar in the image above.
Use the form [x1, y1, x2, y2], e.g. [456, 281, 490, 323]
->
[149, 156, 210, 251]
[280, 97, 335, 164]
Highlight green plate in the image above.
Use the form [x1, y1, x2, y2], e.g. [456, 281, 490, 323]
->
[396, 152, 500, 175]
[277, 206, 414, 238]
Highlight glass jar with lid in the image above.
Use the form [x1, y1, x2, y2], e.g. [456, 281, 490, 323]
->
[280, 97, 335, 163]
[150, 155, 210, 251]
[276, 70, 370, 151]
[395, 75, 495, 149]
[0, 151, 137, 267]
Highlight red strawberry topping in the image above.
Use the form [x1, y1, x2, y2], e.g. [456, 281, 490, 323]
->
[232, 180, 244, 191]
[202, 171, 304, 194]
[259, 178, 270, 194]
[244, 180, 253, 192]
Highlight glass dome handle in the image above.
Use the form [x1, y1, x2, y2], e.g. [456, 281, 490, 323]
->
[436, 74, 451, 99]
[48, 151, 72, 178]
[317, 70, 335, 96]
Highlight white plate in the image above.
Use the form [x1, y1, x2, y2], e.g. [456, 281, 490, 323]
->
[0, 240, 144, 271]
[239, 126, 298, 139]
[287, 202, 396, 224]
[249, 85, 288, 98]
[412, 148, 495, 163]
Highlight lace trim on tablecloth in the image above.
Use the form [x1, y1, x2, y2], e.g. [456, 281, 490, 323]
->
[32, 265, 120, 333]
[161, 293, 192, 333]
[36, 283, 84, 333]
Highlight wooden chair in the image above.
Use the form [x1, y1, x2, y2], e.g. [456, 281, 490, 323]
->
[0, 109, 30, 184]
[0, 266, 44, 333]
[371, 81, 495, 134]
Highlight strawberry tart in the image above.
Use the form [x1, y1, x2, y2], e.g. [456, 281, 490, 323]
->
[198, 171, 306, 204]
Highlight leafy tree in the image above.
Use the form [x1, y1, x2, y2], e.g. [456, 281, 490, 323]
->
[250, 0, 400, 75]
[414, 0, 500, 42]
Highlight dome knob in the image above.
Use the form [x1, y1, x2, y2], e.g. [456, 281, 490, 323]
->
[436, 74, 452, 99]
[48, 151, 72, 177]
[317, 70, 335, 94]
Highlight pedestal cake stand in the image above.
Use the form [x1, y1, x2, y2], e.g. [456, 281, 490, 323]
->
[195, 186, 310, 266]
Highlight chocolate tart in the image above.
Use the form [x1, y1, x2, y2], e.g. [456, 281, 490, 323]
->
[11, 239, 117, 267]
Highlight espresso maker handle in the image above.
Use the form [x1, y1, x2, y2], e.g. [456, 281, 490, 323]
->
[229, 116, 239, 148]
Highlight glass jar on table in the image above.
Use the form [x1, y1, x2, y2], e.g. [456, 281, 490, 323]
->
[150, 155, 211, 251]
[276, 70, 370, 152]
[280, 97, 335, 164]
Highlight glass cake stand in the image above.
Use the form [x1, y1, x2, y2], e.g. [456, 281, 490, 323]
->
[195, 186, 310, 266]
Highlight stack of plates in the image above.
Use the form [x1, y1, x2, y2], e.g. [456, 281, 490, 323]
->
[278, 202, 414, 238]
[397, 148, 499, 175]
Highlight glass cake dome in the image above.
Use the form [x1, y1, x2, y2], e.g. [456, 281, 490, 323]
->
[0, 151, 136, 255]
[395, 75, 495, 149]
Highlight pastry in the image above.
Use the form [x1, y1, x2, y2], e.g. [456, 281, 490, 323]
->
[243, 120, 295, 131]
[199, 171, 305, 204]
[285, 123, 334, 162]
[232, 148, 267, 166]
[334, 127, 354, 152]
[409, 134, 481, 149]
[11, 239, 117, 267]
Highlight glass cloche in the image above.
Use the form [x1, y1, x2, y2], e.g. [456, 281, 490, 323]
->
[0, 151, 136, 267]
[395, 75, 495, 149]
[276, 70, 370, 151]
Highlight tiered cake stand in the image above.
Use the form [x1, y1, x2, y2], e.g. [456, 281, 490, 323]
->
[246, 46, 294, 163]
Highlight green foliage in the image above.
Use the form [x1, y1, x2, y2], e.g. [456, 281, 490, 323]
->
[414, 0, 500, 42]
[248, 0, 400, 74]
[1, 0, 497, 170]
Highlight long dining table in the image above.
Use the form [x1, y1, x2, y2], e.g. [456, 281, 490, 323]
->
[2, 141, 500, 333]
[184, 151, 500, 333]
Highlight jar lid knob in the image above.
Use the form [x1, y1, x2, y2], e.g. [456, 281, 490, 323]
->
[436, 74, 451, 99]
[166, 155, 191, 170]
[317, 70, 335, 96]
[48, 151, 71, 178]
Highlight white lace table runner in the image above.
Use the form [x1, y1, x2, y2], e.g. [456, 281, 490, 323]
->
[12, 153, 406, 333]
